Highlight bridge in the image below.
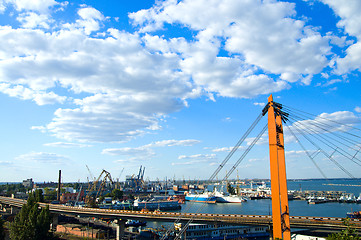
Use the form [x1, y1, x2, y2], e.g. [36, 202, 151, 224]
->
[2, 196, 361, 234]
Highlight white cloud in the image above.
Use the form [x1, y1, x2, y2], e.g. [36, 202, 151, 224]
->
[212, 147, 235, 153]
[171, 154, 218, 165]
[254, 102, 265, 107]
[289, 111, 360, 134]
[222, 117, 232, 122]
[44, 142, 92, 148]
[322, 79, 342, 87]
[131, 0, 332, 89]
[0, 84, 67, 105]
[285, 150, 307, 156]
[321, 0, 361, 38]
[146, 139, 201, 147]
[355, 107, 361, 113]
[0, 25, 192, 142]
[5, 0, 58, 13]
[15, 152, 68, 163]
[102, 146, 155, 162]
[74, 7, 105, 35]
[0, 0, 357, 146]
[102, 147, 152, 156]
[178, 154, 216, 160]
[0, 2, 5, 13]
[245, 135, 268, 146]
[320, 1, 361, 73]
[102, 139, 199, 162]
[336, 42, 361, 73]
[17, 12, 52, 29]
[0, 161, 14, 166]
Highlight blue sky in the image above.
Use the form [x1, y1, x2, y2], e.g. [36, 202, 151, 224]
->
[0, 0, 360, 182]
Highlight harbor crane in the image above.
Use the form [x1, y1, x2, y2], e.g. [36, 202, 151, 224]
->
[85, 169, 114, 206]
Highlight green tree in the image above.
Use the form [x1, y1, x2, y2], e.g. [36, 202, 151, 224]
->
[327, 218, 360, 240]
[44, 188, 57, 201]
[227, 183, 236, 195]
[0, 218, 5, 240]
[111, 189, 123, 200]
[9, 193, 52, 240]
[34, 189, 44, 203]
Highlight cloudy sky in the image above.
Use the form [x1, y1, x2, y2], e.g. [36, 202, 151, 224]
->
[0, 0, 360, 182]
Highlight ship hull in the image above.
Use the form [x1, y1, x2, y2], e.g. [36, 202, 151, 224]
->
[185, 194, 216, 203]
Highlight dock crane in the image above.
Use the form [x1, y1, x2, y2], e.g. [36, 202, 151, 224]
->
[85, 169, 114, 207]
[130, 165, 145, 192]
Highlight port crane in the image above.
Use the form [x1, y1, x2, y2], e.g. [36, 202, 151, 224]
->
[130, 165, 145, 192]
[85, 169, 114, 206]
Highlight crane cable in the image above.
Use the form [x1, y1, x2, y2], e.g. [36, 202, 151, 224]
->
[285, 111, 361, 155]
[160, 113, 265, 240]
[173, 124, 268, 240]
[285, 123, 328, 179]
[286, 114, 361, 167]
[287, 116, 355, 178]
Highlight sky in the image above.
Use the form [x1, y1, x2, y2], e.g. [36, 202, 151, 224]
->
[0, 0, 360, 182]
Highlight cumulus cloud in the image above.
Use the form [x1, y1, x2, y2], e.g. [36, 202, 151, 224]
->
[355, 107, 361, 113]
[5, 0, 58, 13]
[0, 0, 358, 146]
[72, 7, 106, 35]
[17, 12, 52, 29]
[0, 24, 191, 142]
[131, 0, 332, 89]
[320, 0, 361, 73]
[0, 84, 67, 105]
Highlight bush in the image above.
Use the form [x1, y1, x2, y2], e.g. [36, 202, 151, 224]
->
[327, 218, 361, 240]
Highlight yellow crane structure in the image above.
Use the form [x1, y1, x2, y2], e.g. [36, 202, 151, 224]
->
[85, 169, 114, 206]
[267, 95, 291, 240]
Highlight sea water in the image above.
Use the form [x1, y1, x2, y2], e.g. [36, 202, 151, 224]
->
[184, 178, 361, 217]
[145, 179, 361, 232]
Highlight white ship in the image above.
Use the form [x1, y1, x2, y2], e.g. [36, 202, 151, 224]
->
[213, 189, 247, 203]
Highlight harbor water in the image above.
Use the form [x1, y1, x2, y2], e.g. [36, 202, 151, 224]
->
[195, 178, 361, 217]
[149, 179, 361, 230]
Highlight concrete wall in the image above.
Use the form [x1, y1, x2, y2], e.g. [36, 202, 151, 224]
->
[56, 224, 104, 239]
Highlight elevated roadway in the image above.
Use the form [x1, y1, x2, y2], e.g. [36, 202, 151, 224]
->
[1, 196, 360, 233]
